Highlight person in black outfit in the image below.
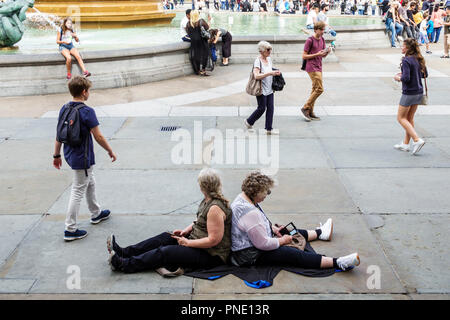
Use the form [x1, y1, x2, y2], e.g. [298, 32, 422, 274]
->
[186, 10, 211, 76]
[209, 28, 233, 66]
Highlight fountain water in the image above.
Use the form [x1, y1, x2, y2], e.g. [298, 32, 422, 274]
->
[27, 7, 60, 30]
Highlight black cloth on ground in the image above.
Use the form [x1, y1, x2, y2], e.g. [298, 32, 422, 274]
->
[183, 242, 335, 288]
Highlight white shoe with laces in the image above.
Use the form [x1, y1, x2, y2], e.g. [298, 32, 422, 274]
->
[244, 120, 253, 130]
[336, 253, 360, 271]
[317, 218, 333, 241]
[394, 142, 410, 152]
[411, 138, 425, 155]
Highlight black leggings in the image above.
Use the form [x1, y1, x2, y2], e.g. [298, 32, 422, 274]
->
[118, 232, 223, 273]
[255, 229, 323, 269]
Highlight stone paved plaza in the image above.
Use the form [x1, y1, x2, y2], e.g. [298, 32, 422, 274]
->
[0, 47, 449, 300]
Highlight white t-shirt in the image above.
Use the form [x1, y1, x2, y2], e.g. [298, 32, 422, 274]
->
[180, 16, 189, 37]
[317, 11, 329, 25]
[252, 2, 260, 12]
[306, 10, 317, 26]
[254, 57, 273, 96]
[419, 20, 428, 35]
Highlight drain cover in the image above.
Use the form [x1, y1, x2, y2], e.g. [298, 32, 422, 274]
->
[160, 126, 181, 132]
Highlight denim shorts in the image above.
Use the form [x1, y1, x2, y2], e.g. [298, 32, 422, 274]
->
[59, 43, 74, 51]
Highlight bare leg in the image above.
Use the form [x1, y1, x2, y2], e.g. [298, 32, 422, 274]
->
[306, 230, 318, 241]
[320, 257, 334, 268]
[403, 105, 418, 144]
[70, 48, 87, 73]
[60, 49, 72, 74]
[397, 105, 419, 143]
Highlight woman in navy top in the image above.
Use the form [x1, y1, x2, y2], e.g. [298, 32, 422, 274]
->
[394, 39, 428, 155]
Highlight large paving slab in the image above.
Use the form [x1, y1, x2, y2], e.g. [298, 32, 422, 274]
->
[2, 215, 195, 294]
[429, 138, 450, 157]
[415, 116, 450, 138]
[10, 118, 127, 140]
[0, 170, 72, 215]
[0, 118, 33, 138]
[219, 169, 359, 214]
[0, 215, 42, 268]
[338, 168, 450, 214]
[216, 117, 318, 138]
[192, 293, 411, 300]
[47, 169, 204, 215]
[322, 138, 450, 169]
[96, 138, 206, 170]
[373, 214, 450, 294]
[112, 117, 217, 140]
[193, 214, 406, 294]
[308, 116, 428, 139]
[208, 138, 331, 170]
[0, 140, 65, 171]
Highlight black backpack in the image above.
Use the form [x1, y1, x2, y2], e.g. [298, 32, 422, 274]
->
[56, 103, 85, 147]
[56, 103, 89, 176]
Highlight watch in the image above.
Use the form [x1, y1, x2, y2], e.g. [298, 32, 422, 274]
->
[53, 154, 61, 159]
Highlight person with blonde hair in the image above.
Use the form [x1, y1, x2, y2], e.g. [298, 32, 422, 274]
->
[107, 168, 232, 273]
[186, 10, 211, 76]
[230, 171, 361, 271]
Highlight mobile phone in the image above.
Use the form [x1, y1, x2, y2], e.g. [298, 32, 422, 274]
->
[279, 222, 298, 236]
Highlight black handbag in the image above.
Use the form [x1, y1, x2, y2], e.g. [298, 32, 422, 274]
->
[272, 68, 285, 91]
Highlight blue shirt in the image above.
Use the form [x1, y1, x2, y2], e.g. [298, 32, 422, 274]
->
[58, 102, 99, 170]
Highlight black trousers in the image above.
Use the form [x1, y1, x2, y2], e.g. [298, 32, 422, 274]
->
[120, 232, 223, 273]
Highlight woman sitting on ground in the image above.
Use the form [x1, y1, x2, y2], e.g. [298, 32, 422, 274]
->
[107, 168, 232, 273]
[209, 28, 233, 66]
[230, 171, 361, 271]
[57, 17, 91, 80]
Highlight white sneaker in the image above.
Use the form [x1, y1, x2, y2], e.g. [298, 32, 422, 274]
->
[394, 142, 410, 152]
[244, 120, 253, 130]
[266, 129, 279, 135]
[336, 253, 360, 271]
[397, 35, 404, 42]
[317, 218, 333, 241]
[411, 138, 425, 155]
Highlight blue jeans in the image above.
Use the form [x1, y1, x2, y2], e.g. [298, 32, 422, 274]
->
[118, 232, 224, 273]
[386, 19, 403, 46]
[247, 93, 274, 131]
[432, 26, 442, 43]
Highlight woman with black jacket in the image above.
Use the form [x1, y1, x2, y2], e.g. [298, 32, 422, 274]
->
[187, 10, 211, 76]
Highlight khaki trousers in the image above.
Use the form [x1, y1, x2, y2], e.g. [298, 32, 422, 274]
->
[304, 72, 324, 112]
[444, 34, 449, 56]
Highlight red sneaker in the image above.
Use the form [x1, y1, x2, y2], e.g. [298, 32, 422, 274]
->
[83, 71, 91, 77]
[66, 73, 72, 80]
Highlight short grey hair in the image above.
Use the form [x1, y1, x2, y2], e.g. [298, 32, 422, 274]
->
[257, 41, 272, 53]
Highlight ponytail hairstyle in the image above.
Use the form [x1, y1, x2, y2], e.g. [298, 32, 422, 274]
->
[198, 168, 230, 208]
[402, 38, 427, 74]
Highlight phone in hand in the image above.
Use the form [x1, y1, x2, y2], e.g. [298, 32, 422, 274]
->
[279, 222, 298, 236]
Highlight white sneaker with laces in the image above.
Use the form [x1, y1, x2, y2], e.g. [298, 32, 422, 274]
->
[317, 218, 333, 241]
[411, 139, 425, 155]
[244, 120, 253, 130]
[336, 253, 360, 271]
[394, 142, 410, 152]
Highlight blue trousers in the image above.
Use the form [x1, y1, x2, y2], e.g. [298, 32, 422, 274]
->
[387, 20, 403, 46]
[247, 93, 274, 131]
[432, 26, 442, 43]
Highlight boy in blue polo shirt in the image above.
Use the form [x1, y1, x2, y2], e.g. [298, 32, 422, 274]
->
[53, 76, 117, 241]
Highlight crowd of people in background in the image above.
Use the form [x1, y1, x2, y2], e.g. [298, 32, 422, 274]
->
[382, 0, 449, 57]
